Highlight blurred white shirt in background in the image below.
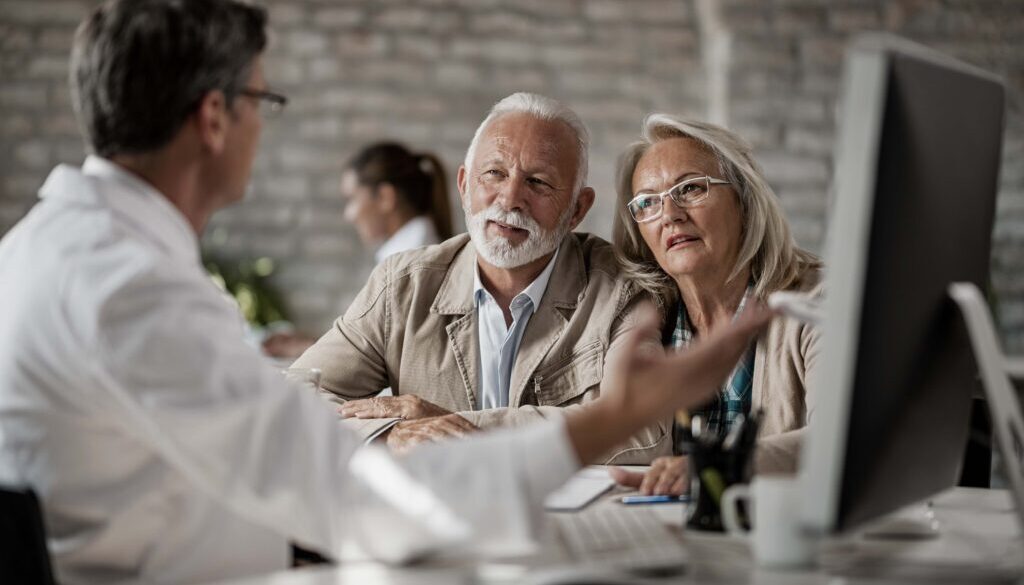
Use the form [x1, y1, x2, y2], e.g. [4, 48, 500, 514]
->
[374, 214, 440, 265]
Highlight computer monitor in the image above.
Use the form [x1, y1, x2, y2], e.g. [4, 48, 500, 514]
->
[799, 34, 1006, 534]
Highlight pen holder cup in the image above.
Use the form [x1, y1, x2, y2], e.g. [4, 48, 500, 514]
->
[683, 429, 757, 533]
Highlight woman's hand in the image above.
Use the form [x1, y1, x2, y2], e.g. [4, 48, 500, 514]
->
[610, 456, 688, 496]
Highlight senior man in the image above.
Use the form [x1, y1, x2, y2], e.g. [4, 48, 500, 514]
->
[293, 93, 670, 463]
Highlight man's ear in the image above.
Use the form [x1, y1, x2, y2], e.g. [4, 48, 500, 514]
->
[456, 165, 468, 207]
[194, 90, 229, 155]
[568, 187, 596, 230]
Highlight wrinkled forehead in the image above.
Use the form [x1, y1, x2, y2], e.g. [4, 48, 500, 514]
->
[632, 137, 720, 193]
[473, 114, 579, 177]
[481, 135, 563, 164]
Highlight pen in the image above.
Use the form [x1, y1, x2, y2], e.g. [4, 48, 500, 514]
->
[620, 494, 691, 505]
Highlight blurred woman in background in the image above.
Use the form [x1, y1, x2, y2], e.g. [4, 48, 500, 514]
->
[263, 142, 454, 359]
[341, 141, 452, 262]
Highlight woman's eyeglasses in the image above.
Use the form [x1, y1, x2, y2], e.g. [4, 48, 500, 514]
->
[626, 175, 730, 223]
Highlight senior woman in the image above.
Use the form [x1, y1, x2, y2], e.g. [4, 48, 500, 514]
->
[609, 114, 822, 495]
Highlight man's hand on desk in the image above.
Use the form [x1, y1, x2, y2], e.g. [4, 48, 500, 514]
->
[337, 394, 452, 420]
[380, 413, 480, 453]
[610, 456, 688, 496]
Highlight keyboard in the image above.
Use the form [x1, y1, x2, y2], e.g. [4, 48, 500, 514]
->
[552, 505, 689, 572]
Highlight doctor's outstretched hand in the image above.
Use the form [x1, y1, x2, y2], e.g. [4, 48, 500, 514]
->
[565, 303, 774, 464]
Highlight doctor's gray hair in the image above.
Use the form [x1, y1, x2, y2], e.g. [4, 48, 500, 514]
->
[612, 114, 820, 305]
[464, 92, 590, 197]
[71, 0, 267, 157]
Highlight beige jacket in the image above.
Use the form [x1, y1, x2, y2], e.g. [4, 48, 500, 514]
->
[293, 232, 672, 464]
[750, 267, 823, 474]
[663, 267, 821, 474]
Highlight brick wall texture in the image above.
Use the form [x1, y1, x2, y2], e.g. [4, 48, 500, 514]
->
[1, 0, 1023, 350]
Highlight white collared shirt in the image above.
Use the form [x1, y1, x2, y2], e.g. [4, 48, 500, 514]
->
[374, 215, 440, 264]
[474, 248, 559, 410]
[0, 157, 578, 584]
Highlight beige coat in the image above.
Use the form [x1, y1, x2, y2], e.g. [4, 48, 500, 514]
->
[663, 267, 821, 473]
[293, 232, 672, 464]
[750, 267, 823, 474]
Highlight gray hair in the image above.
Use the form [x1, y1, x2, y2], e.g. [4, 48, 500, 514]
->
[612, 114, 821, 305]
[71, 0, 267, 157]
[464, 92, 590, 196]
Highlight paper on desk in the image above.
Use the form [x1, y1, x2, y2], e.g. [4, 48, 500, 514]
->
[544, 466, 615, 511]
[341, 417, 401, 443]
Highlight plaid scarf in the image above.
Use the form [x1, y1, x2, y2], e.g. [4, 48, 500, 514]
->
[668, 287, 755, 437]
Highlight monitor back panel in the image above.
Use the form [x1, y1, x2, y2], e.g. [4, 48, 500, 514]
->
[837, 49, 1004, 530]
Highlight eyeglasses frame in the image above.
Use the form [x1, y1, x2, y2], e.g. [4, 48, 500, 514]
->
[238, 88, 288, 116]
[626, 175, 731, 223]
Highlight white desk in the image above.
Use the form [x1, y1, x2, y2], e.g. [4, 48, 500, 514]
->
[204, 487, 1022, 585]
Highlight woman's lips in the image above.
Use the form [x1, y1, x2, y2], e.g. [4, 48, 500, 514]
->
[666, 234, 700, 250]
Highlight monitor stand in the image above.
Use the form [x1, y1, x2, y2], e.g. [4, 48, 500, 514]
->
[949, 283, 1024, 549]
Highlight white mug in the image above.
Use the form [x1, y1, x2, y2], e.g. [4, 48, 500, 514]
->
[721, 475, 815, 568]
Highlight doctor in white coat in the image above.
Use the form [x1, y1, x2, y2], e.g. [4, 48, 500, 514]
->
[0, 1, 771, 584]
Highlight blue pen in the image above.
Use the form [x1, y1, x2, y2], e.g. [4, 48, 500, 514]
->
[619, 494, 691, 505]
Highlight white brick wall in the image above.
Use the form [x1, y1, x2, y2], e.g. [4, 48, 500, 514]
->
[1, 0, 1022, 352]
[717, 0, 1024, 351]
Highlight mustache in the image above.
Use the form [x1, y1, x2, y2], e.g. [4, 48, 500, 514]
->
[473, 205, 539, 232]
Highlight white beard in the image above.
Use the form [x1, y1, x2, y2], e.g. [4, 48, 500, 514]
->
[465, 201, 574, 269]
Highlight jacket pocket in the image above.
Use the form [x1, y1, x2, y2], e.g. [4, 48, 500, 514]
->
[532, 340, 604, 406]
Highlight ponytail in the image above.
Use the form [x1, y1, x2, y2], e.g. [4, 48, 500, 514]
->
[346, 142, 454, 241]
[418, 152, 452, 240]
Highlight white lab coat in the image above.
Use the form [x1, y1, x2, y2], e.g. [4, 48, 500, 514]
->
[0, 156, 577, 585]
